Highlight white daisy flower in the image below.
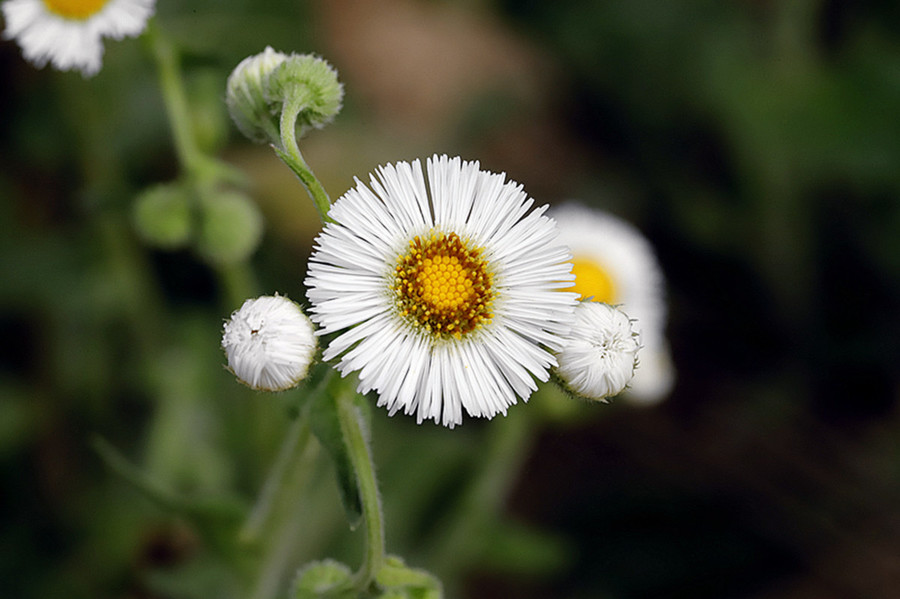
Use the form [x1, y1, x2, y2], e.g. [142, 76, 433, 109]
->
[555, 301, 640, 401]
[2, 0, 156, 77]
[222, 295, 317, 392]
[552, 203, 675, 404]
[305, 155, 578, 428]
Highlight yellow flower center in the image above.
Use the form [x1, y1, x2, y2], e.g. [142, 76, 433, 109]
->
[570, 256, 617, 303]
[393, 231, 493, 338]
[42, 0, 109, 19]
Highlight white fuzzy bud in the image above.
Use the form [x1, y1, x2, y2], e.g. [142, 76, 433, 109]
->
[222, 295, 317, 392]
[555, 302, 640, 401]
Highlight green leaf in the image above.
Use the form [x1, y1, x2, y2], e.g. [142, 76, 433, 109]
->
[479, 519, 572, 576]
[308, 374, 363, 529]
[91, 436, 246, 525]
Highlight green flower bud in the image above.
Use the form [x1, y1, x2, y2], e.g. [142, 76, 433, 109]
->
[266, 54, 344, 137]
[195, 190, 263, 264]
[375, 556, 442, 599]
[132, 183, 193, 249]
[292, 560, 354, 599]
[226, 46, 288, 143]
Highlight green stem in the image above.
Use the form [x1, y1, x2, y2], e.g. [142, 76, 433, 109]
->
[240, 417, 311, 544]
[146, 22, 203, 176]
[277, 96, 333, 222]
[148, 21, 260, 307]
[247, 420, 322, 599]
[335, 390, 385, 590]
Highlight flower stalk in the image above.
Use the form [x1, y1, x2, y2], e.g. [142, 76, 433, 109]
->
[240, 416, 312, 544]
[275, 93, 333, 222]
[147, 22, 204, 177]
[334, 387, 385, 591]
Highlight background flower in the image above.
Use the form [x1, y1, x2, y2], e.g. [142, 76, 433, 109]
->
[552, 202, 675, 404]
[2, 0, 156, 76]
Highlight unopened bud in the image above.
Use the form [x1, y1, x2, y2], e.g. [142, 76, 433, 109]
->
[226, 46, 289, 143]
[132, 183, 193, 249]
[266, 54, 344, 137]
[555, 302, 640, 401]
[222, 295, 317, 392]
[195, 190, 263, 264]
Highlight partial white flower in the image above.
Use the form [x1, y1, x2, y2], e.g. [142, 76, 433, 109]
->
[306, 155, 577, 428]
[222, 295, 317, 392]
[556, 302, 640, 401]
[2, 0, 155, 77]
[552, 203, 675, 404]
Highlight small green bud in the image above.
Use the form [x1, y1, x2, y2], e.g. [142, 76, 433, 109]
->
[375, 556, 443, 599]
[292, 560, 354, 599]
[195, 190, 263, 264]
[132, 184, 193, 249]
[266, 54, 344, 137]
[226, 47, 288, 143]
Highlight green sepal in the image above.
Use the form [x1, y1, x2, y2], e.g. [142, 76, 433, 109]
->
[267, 54, 344, 137]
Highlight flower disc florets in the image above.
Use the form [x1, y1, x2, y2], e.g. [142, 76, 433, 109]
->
[393, 231, 493, 338]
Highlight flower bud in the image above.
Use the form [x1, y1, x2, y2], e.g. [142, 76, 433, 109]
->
[375, 556, 442, 599]
[225, 47, 288, 143]
[291, 559, 353, 598]
[195, 190, 263, 265]
[555, 302, 640, 401]
[132, 183, 193, 249]
[222, 295, 317, 392]
[266, 54, 344, 137]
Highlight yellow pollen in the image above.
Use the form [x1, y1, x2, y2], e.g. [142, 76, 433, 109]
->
[42, 0, 109, 19]
[393, 231, 493, 337]
[571, 256, 617, 303]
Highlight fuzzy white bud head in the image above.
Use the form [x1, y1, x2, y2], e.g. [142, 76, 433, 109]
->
[555, 301, 640, 401]
[221, 295, 316, 392]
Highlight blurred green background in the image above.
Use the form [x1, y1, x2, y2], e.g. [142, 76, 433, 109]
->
[2, 0, 900, 597]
